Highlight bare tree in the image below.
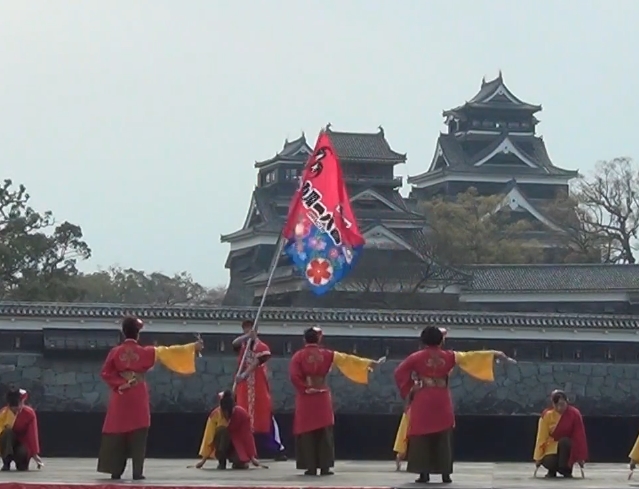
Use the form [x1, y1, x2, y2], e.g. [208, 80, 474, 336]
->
[575, 158, 638, 264]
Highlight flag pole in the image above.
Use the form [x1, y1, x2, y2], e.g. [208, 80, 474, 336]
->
[232, 235, 285, 392]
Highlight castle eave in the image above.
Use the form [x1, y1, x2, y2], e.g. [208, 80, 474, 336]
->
[1, 302, 637, 334]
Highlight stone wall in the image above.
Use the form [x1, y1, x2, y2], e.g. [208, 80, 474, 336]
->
[3, 353, 638, 415]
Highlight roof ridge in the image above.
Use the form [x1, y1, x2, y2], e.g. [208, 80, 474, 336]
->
[466, 263, 639, 269]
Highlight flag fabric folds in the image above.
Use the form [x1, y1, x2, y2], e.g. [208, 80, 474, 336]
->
[282, 130, 365, 295]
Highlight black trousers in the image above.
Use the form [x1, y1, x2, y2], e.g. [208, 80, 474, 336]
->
[0, 429, 29, 471]
[213, 426, 247, 468]
[295, 427, 335, 472]
[97, 428, 148, 478]
[406, 430, 454, 475]
[541, 438, 573, 475]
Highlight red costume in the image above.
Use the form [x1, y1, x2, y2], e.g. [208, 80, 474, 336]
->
[394, 347, 458, 435]
[226, 406, 258, 463]
[97, 316, 199, 480]
[534, 404, 588, 468]
[101, 339, 156, 434]
[235, 338, 272, 433]
[289, 344, 335, 435]
[393, 329, 498, 481]
[0, 389, 40, 471]
[8, 406, 40, 460]
[550, 406, 588, 466]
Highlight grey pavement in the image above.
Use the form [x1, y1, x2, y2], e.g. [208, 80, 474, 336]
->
[0, 459, 634, 489]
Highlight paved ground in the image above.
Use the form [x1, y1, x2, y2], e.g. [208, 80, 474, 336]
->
[0, 459, 636, 489]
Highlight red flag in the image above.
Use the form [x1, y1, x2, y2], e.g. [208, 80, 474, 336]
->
[282, 131, 364, 295]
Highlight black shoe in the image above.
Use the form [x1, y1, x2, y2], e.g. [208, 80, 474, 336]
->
[217, 459, 227, 470]
[274, 452, 288, 462]
[132, 475, 145, 481]
[442, 474, 452, 483]
[415, 473, 430, 483]
[304, 469, 317, 476]
[110, 475, 121, 480]
[545, 470, 557, 478]
[559, 469, 573, 478]
[320, 469, 334, 476]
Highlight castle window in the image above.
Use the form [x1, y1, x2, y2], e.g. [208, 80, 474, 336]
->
[265, 171, 275, 183]
[605, 348, 614, 361]
[219, 341, 225, 352]
[543, 346, 550, 359]
[574, 349, 581, 360]
[284, 169, 299, 181]
[285, 342, 292, 354]
[472, 120, 480, 127]
[511, 348, 517, 359]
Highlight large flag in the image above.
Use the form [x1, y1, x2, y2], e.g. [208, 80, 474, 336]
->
[282, 130, 365, 295]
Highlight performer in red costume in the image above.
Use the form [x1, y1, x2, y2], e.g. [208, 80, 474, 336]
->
[0, 387, 41, 471]
[97, 316, 203, 480]
[533, 390, 588, 478]
[233, 320, 286, 460]
[290, 326, 383, 476]
[394, 326, 514, 484]
[195, 390, 263, 470]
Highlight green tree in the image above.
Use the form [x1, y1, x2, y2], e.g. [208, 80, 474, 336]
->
[0, 179, 91, 300]
[76, 267, 226, 305]
[420, 188, 543, 265]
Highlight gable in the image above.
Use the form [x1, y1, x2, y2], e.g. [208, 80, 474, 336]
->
[474, 138, 539, 168]
[293, 146, 311, 158]
[242, 196, 265, 229]
[481, 82, 526, 106]
[494, 186, 561, 232]
[427, 143, 450, 172]
[351, 189, 404, 212]
[363, 225, 418, 252]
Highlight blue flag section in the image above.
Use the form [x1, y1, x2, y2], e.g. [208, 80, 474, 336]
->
[281, 131, 365, 295]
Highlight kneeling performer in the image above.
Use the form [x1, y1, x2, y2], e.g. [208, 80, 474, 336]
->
[533, 390, 587, 478]
[0, 388, 41, 471]
[195, 390, 263, 470]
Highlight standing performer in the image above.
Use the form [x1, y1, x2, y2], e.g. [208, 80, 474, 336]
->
[195, 390, 263, 470]
[290, 326, 383, 477]
[97, 316, 203, 481]
[233, 320, 286, 460]
[0, 387, 42, 471]
[394, 326, 514, 484]
[533, 390, 588, 478]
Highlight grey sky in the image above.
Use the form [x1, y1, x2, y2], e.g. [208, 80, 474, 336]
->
[1, 1, 636, 287]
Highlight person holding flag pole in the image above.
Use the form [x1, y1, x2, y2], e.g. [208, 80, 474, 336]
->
[231, 319, 287, 461]
[192, 237, 284, 471]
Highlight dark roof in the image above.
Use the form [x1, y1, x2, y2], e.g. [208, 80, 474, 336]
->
[433, 133, 578, 177]
[254, 134, 312, 168]
[325, 126, 406, 163]
[0, 302, 637, 330]
[443, 73, 542, 117]
[222, 183, 424, 243]
[465, 264, 639, 293]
